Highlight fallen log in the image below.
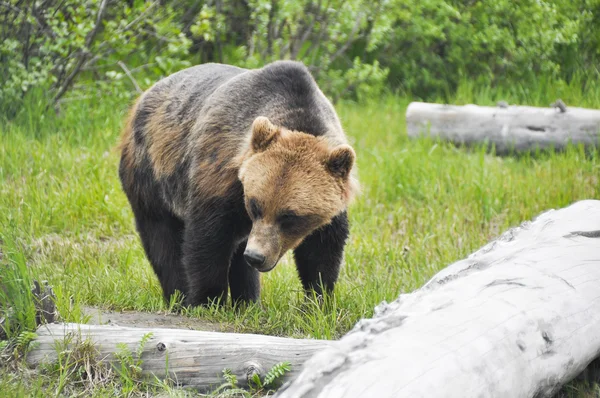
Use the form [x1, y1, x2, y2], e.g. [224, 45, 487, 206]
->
[406, 101, 600, 154]
[276, 200, 600, 398]
[26, 323, 334, 391]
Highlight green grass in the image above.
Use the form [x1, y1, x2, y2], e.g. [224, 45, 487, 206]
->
[1, 83, 600, 396]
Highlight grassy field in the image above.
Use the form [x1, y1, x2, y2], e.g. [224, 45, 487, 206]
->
[1, 84, 600, 396]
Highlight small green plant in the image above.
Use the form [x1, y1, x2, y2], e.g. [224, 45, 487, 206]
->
[10, 330, 38, 359]
[206, 368, 248, 397]
[222, 368, 238, 389]
[248, 361, 291, 394]
[209, 361, 291, 397]
[262, 361, 291, 389]
[113, 332, 154, 393]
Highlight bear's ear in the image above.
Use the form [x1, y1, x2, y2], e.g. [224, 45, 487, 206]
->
[251, 116, 280, 152]
[326, 145, 355, 179]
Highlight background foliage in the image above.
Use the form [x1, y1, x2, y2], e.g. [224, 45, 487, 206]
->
[2, 0, 600, 115]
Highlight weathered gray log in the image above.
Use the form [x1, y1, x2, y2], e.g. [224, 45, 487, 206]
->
[406, 101, 600, 154]
[276, 200, 600, 398]
[27, 323, 334, 391]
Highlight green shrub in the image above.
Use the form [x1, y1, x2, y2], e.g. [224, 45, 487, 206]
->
[377, 0, 584, 97]
[0, 0, 190, 116]
[1, 0, 600, 113]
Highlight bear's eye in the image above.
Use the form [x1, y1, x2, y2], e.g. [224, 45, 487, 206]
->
[247, 198, 263, 219]
[277, 211, 318, 234]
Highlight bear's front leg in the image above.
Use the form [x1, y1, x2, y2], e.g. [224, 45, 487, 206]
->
[229, 241, 261, 304]
[293, 211, 350, 298]
[182, 203, 237, 307]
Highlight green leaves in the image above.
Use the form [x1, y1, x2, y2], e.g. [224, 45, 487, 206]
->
[1, 0, 600, 114]
[0, 0, 192, 115]
[380, 0, 592, 97]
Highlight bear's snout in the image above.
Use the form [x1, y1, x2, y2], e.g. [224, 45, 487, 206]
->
[244, 250, 266, 269]
[246, 221, 282, 272]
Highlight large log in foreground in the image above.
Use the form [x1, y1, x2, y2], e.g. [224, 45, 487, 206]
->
[406, 101, 600, 154]
[27, 323, 334, 391]
[276, 200, 600, 398]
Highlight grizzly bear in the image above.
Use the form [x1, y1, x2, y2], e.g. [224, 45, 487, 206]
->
[118, 61, 359, 306]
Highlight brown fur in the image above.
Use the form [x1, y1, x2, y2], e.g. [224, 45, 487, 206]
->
[117, 96, 142, 187]
[146, 101, 188, 178]
[191, 142, 241, 200]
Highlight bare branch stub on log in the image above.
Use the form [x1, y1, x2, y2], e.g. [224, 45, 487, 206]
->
[31, 280, 58, 325]
[406, 102, 600, 154]
[276, 200, 600, 398]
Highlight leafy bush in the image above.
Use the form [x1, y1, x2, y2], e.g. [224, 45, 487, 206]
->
[0, 0, 190, 115]
[1, 0, 599, 114]
[187, 0, 391, 101]
[376, 0, 584, 96]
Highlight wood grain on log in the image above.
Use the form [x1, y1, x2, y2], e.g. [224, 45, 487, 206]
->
[406, 102, 600, 154]
[27, 323, 334, 391]
[276, 200, 600, 398]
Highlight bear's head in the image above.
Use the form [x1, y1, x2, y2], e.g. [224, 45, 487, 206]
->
[238, 116, 358, 272]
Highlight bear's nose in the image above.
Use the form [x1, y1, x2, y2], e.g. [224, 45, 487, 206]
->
[244, 250, 266, 268]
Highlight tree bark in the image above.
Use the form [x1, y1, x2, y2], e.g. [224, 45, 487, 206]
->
[406, 101, 600, 154]
[276, 200, 600, 398]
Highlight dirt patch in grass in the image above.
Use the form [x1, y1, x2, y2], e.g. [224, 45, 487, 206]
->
[82, 306, 230, 332]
